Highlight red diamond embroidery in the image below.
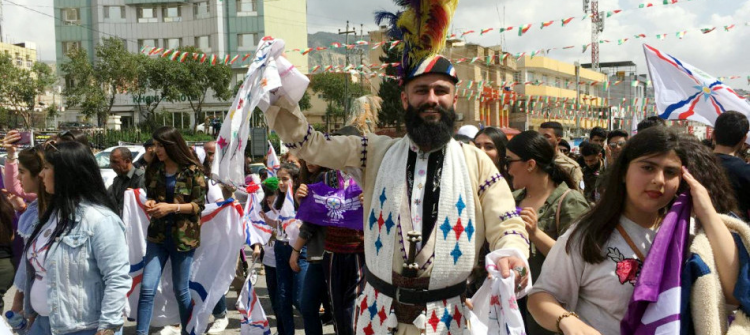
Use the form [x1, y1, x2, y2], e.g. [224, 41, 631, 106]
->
[453, 218, 464, 240]
[359, 296, 368, 316]
[490, 295, 500, 306]
[363, 323, 374, 335]
[428, 310, 440, 332]
[378, 307, 387, 325]
[453, 306, 463, 328]
[377, 212, 385, 232]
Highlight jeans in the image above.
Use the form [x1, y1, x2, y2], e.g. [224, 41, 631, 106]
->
[0, 258, 14, 313]
[212, 295, 227, 318]
[28, 316, 123, 335]
[264, 266, 283, 334]
[299, 261, 327, 335]
[136, 239, 195, 335]
[323, 252, 365, 335]
[274, 242, 309, 335]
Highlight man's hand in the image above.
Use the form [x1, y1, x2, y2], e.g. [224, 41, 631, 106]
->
[495, 256, 529, 293]
[289, 250, 301, 272]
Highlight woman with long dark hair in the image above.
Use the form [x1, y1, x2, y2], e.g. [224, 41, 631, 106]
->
[528, 127, 743, 335]
[136, 127, 207, 335]
[474, 127, 510, 179]
[6, 145, 53, 314]
[0, 192, 14, 313]
[22, 141, 131, 335]
[504, 131, 590, 334]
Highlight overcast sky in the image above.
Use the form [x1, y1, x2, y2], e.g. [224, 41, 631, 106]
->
[4, 0, 749, 87]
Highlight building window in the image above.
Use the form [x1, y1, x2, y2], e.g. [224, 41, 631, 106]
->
[237, 33, 258, 51]
[138, 39, 157, 50]
[513, 71, 522, 84]
[195, 36, 211, 52]
[163, 38, 181, 50]
[237, 0, 258, 16]
[103, 6, 125, 21]
[137, 7, 157, 23]
[61, 41, 82, 55]
[194, 2, 210, 19]
[163, 6, 182, 22]
[555, 78, 561, 88]
[62, 8, 81, 25]
[542, 75, 548, 85]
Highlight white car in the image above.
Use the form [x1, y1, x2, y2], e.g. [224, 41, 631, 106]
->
[96, 145, 146, 188]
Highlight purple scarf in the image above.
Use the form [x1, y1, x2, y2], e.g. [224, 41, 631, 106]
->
[620, 193, 692, 334]
[296, 175, 363, 231]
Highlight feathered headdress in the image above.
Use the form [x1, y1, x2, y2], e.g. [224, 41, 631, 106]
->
[375, 0, 460, 84]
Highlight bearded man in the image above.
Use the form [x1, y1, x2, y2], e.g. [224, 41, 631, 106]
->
[263, 51, 529, 333]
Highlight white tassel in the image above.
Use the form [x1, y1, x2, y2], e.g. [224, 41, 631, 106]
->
[386, 308, 398, 330]
[413, 310, 427, 330]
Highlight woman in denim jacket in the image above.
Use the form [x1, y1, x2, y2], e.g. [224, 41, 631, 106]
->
[136, 127, 207, 335]
[23, 141, 131, 335]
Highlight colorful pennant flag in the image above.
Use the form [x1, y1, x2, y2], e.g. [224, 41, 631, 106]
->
[701, 27, 716, 34]
[561, 17, 574, 26]
[480, 28, 494, 35]
[541, 21, 555, 29]
[518, 24, 532, 36]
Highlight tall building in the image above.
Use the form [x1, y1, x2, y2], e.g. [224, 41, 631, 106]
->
[513, 55, 607, 137]
[0, 41, 38, 70]
[53, 0, 308, 128]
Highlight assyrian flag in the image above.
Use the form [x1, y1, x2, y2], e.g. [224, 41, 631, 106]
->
[620, 193, 691, 334]
[243, 185, 272, 246]
[237, 272, 270, 335]
[123, 189, 245, 335]
[518, 24, 532, 36]
[212, 37, 284, 188]
[643, 44, 750, 136]
[279, 183, 301, 247]
[265, 140, 280, 176]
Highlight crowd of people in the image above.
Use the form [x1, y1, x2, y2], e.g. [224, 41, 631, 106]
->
[1, 61, 750, 335]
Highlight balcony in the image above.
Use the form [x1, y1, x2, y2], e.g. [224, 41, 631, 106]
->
[125, 0, 186, 5]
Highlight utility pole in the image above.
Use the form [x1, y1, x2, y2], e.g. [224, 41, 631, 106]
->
[0, 0, 4, 43]
[338, 21, 356, 126]
[359, 24, 365, 92]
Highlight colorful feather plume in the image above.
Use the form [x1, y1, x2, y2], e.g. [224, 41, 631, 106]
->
[374, 0, 459, 79]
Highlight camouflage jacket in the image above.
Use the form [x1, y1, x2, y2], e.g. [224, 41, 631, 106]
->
[145, 162, 207, 251]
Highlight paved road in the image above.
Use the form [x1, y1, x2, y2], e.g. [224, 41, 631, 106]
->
[3, 265, 335, 335]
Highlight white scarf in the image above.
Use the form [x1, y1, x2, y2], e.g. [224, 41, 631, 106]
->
[356, 137, 476, 334]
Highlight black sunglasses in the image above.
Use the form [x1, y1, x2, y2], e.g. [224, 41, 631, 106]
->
[504, 157, 524, 169]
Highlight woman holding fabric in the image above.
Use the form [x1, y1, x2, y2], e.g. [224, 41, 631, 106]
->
[22, 140, 131, 335]
[528, 127, 746, 335]
[136, 127, 207, 335]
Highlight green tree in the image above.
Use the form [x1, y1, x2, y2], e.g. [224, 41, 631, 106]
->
[299, 91, 312, 111]
[309, 72, 366, 130]
[173, 46, 232, 132]
[0, 54, 56, 129]
[132, 55, 184, 131]
[377, 44, 404, 130]
[61, 37, 138, 127]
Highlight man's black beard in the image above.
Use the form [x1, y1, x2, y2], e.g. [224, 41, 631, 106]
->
[404, 103, 457, 151]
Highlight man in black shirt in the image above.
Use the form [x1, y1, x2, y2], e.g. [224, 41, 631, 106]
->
[108, 147, 146, 215]
[713, 111, 750, 220]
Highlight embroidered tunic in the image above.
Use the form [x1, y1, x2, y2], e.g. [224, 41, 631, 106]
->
[265, 96, 529, 334]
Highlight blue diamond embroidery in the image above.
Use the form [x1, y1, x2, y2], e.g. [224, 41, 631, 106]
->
[456, 195, 466, 216]
[385, 213, 395, 234]
[369, 210, 377, 230]
[379, 188, 388, 208]
[451, 242, 463, 264]
[440, 217, 452, 240]
[441, 308, 454, 328]
[368, 300, 378, 320]
[375, 236, 383, 255]
[465, 219, 475, 242]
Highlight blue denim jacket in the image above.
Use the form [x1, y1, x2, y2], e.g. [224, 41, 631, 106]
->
[22, 203, 132, 334]
[13, 199, 39, 291]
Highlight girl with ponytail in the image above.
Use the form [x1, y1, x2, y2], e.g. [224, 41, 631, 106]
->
[505, 130, 590, 335]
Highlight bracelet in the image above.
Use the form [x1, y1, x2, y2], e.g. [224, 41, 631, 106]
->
[556, 311, 579, 334]
[292, 247, 300, 253]
[175, 205, 181, 214]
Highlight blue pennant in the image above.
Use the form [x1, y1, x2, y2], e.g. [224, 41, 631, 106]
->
[385, 213, 395, 234]
[456, 195, 466, 216]
[450, 242, 463, 264]
[369, 210, 377, 230]
[379, 188, 388, 208]
[465, 219, 475, 242]
[440, 217, 452, 240]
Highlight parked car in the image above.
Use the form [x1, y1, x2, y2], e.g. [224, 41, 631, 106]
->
[96, 145, 146, 188]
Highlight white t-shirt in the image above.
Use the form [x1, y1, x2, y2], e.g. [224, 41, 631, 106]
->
[262, 209, 279, 268]
[530, 216, 657, 335]
[28, 219, 57, 317]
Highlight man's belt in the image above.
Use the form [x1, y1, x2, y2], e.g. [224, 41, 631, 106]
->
[364, 266, 467, 305]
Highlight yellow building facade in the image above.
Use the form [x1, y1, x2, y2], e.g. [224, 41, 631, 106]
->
[0, 42, 38, 70]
